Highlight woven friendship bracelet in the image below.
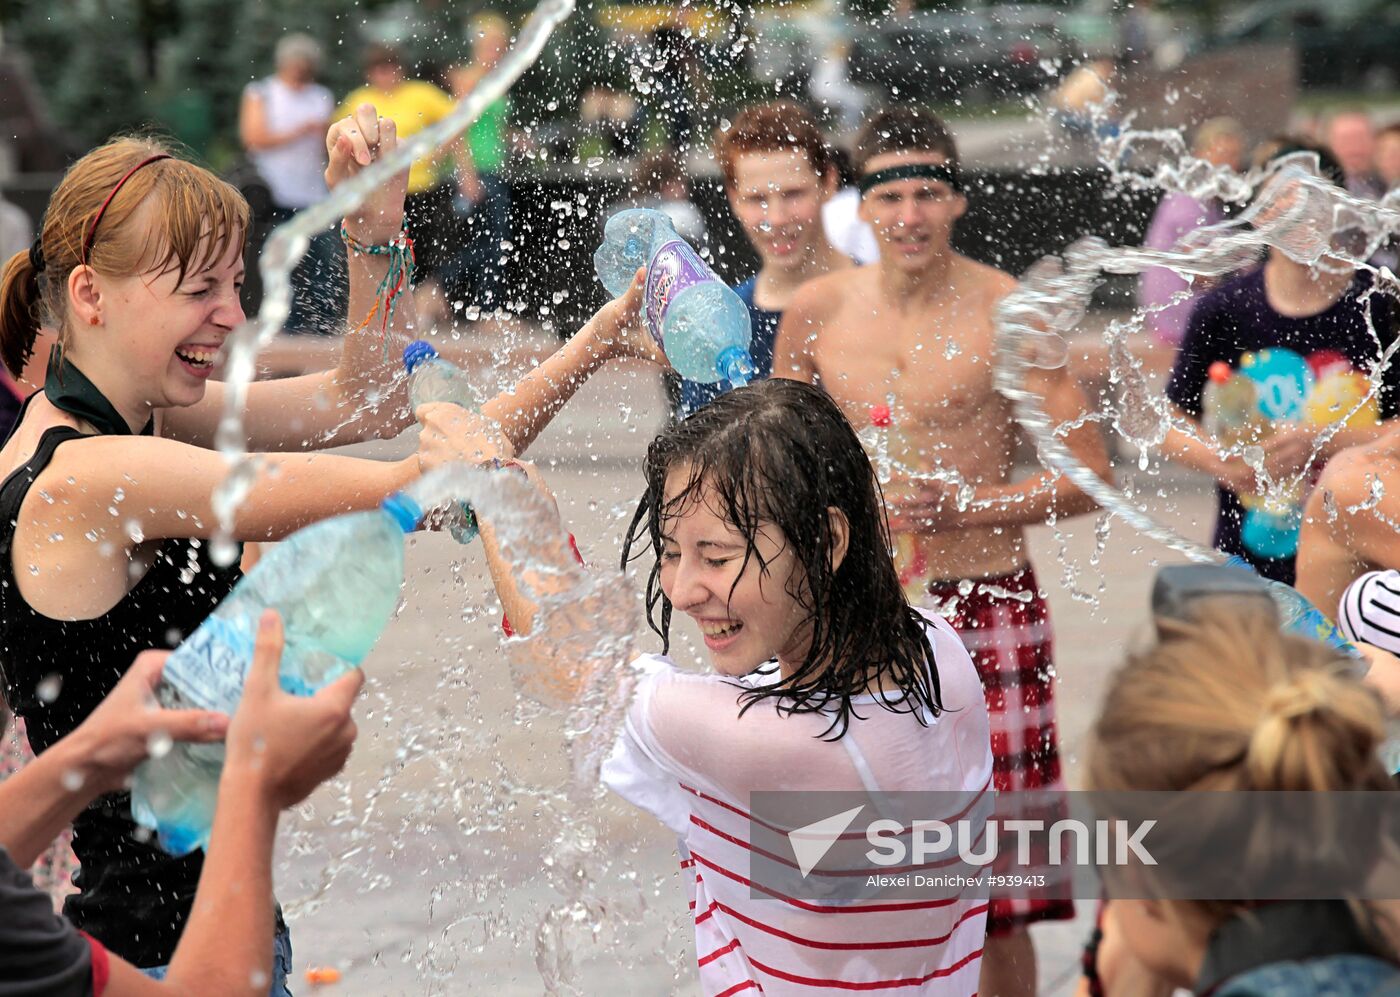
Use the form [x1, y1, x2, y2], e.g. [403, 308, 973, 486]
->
[340, 224, 416, 350]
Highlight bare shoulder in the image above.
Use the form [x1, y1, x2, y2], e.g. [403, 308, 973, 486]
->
[1320, 440, 1400, 505]
[788, 265, 871, 318]
[957, 255, 1018, 301]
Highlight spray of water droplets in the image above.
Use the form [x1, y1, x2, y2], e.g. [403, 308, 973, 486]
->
[272, 462, 659, 992]
[994, 98, 1400, 569]
[209, 0, 578, 567]
[184, 0, 690, 987]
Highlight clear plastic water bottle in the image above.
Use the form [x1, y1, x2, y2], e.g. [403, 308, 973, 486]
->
[1202, 361, 1259, 445]
[130, 492, 422, 856]
[594, 207, 755, 386]
[403, 341, 480, 544]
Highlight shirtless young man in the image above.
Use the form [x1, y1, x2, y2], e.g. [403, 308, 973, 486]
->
[773, 107, 1112, 997]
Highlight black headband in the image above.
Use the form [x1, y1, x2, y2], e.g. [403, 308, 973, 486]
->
[28, 238, 43, 273]
[859, 162, 963, 194]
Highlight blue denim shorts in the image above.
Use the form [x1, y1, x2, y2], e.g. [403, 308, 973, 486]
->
[142, 917, 293, 995]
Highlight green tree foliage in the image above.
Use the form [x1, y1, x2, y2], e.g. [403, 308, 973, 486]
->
[3, 0, 155, 152]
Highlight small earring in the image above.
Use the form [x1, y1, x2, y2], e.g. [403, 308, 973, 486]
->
[88, 316, 100, 326]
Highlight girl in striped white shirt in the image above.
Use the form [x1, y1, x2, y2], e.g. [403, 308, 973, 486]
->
[462, 378, 993, 995]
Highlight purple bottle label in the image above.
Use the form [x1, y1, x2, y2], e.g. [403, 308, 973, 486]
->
[644, 239, 716, 346]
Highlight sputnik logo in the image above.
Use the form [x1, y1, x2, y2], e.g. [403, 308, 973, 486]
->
[788, 805, 865, 878]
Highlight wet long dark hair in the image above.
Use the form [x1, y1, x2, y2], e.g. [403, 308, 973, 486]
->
[622, 378, 944, 738]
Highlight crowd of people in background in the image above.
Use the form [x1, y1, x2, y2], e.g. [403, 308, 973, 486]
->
[5, 8, 1400, 997]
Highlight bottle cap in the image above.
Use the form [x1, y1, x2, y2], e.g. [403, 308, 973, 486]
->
[717, 346, 755, 387]
[1208, 361, 1233, 384]
[381, 493, 423, 534]
[402, 340, 439, 374]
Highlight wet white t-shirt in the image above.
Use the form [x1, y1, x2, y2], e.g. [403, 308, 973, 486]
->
[601, 611, 992, 996]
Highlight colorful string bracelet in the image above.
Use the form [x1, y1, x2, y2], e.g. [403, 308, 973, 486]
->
[340, 224, 416, 349]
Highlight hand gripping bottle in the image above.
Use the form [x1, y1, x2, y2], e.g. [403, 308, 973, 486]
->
[130, 492, 422, 856]
[1202, 360, 1298, 560]
[403, 341, 481, 544]
[594, 207, 755, 386]
[1201, 361, 1260, 447]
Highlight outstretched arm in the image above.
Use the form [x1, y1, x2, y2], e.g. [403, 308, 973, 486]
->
[1, 617, 360, 997]
[480, 268, 656, 454]
[0, 654, 227, 867]
[168, 105, 418, 452]
[418, 269, 661, 459]
[29, 435, 424, 552]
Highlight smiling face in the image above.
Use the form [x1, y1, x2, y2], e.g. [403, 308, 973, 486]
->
[73, 219, 246, 412]
[658, 465, 813, 676]
[727, 149, 836, 273]
[858, 150, 966, 271]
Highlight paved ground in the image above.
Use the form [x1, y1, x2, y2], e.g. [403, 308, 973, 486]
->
[267, 345, 1219, 995]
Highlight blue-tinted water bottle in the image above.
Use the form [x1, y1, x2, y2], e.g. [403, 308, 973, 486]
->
[1222, 556, 1357, 655]
[130, 493, 422, 855]
[1241, 505, 1302, 560]
[403, 341, 480, 544]
[594, 208, 755, 386]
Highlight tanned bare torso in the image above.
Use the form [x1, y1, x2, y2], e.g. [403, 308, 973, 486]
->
[777, 257, 1026, 581]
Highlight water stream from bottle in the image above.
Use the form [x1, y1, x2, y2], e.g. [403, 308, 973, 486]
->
[993, 100, 1400, 567]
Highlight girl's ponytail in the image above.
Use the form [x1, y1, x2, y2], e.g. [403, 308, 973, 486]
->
[1245, 664, 1385, 793]
[0, 248, 42, 379]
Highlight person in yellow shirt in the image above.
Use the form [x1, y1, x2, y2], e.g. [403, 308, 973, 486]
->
[338, 44, 467, 306]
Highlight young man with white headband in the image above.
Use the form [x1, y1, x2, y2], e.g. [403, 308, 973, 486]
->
[773, 106, 1112, 997]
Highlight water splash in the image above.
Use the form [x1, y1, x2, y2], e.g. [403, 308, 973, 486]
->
[271, 464, 646, 993]
[995, 128, 1400, 565]
[403, 465, 642, 798]
[209, 0, 578, 566]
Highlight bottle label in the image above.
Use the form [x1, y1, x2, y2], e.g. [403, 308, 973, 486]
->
[162, 615, 256, 713]
[644, 239, 716, 345]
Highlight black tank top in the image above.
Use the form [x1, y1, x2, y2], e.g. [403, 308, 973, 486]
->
[0, 358, 241, 968]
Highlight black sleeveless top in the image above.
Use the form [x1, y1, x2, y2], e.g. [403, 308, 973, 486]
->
[0, 360, 241, 968]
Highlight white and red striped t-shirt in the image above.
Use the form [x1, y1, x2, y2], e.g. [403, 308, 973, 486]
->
[601, 611, 993, 996]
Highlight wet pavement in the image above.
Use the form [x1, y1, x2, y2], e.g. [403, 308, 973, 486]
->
[276, 349, 1219, 995]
